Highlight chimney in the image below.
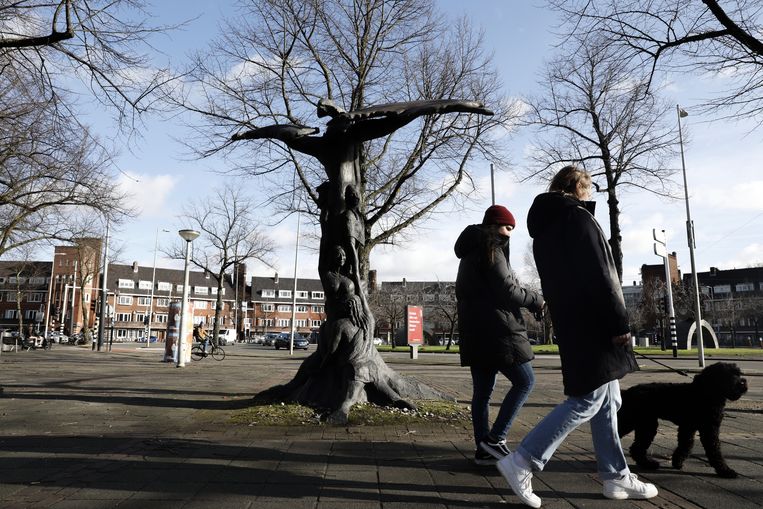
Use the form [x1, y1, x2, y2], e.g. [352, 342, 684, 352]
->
[132, 261, 139, 273]
[402, 277, 406, 288]
[274, 272, 279, 284]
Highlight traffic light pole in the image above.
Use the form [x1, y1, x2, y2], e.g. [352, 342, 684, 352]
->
[654, 229, 678, 357]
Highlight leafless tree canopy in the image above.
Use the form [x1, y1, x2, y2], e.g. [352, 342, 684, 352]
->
[174, 0, 517, 275]
[551, 0, 763, 122]
[0, 69, 130, 259]
[168, 183, 274, 344]
[0, 0, 176, 127]
[523, 39, 679, 280]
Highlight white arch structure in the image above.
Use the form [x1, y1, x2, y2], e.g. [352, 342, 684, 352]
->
[683, 319, 719, 349]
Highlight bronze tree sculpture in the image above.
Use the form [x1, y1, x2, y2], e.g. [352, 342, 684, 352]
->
[232, 98, 493, 424]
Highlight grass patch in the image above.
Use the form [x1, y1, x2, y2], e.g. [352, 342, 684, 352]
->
[230, 400, 471, 427]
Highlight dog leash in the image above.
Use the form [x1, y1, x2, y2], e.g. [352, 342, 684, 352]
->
[633, 351, 689, 377]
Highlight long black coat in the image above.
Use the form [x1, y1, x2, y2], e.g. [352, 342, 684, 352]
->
[527, 192, 638, 396]
[455, 225, 542, 369]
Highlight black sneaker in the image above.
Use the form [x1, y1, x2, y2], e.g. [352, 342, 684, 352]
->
[479, 439, 511, 460]
[474, 448, 496, 466]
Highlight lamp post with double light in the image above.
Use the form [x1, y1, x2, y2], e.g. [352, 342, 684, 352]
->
[677, 105, 705, 368]
[177, 229, 200, 367]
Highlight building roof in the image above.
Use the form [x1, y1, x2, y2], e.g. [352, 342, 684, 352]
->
[107, 263, 235, 297]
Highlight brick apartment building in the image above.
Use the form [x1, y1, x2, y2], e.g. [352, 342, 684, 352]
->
[249, 273, 326, 338]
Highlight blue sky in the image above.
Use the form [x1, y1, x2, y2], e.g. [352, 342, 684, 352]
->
[64, 1, 762, 288]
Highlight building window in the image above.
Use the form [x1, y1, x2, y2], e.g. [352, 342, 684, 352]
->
[135, 313, 147, 324]
[296, 290, 308, 299]
[118, 295, 133, 305]
[277, 318, 290, 327]
[310, 319, 323, 328]
[211, 287, 218, 295]
[137, 297, 151, 306]
[156, 314, 168, 323]
[156, 298, 169, 307]
[311, 305, 323, 313]
[194, 300, 208, 309]
[295, 319, 307, 327]
[25, 310, 38, 320]
[260, 318, 273, 327]
[296, 305, 308, 313]
[84, 293, 90, 303]
[117, 329, 128, 338]
[194, 286, 208, 295]
[4, 309, 17, 319]
[278, 305, 291, 312]
[262, 289, 275, 298]
[138, 280, 153, 290]
[278, 290, 292, 298]
[28, 293, 44, 303]
[118, 279, 135, 289]
[157, 282, 172, 291]
[262, 303, 274, 312]
[735, 283, 754, 292]
[176, 284, 184, 293]
[29, 277, 45, 285]
[713, 284, 731, 294]
[311, 291, 324, 300]
[116, 313, 131, 322]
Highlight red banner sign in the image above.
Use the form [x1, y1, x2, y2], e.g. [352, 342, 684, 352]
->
[406, 305, 424, 345]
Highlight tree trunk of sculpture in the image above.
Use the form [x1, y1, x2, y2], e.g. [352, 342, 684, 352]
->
[234, 99, 493, 424]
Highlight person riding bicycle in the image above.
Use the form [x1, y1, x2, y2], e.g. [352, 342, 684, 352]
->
[194, 325, 209, 357]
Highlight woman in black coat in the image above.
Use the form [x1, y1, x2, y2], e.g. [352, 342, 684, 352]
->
[455, 204, 544, 465]
[496, 166, 656, 508]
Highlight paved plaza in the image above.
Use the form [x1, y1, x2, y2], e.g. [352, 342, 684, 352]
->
[1, 344, 761, 508]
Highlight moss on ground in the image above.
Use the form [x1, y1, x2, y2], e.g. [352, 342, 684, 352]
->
[230, 399, 471, 427]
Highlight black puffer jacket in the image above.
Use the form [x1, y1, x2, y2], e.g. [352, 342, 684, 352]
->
[455, 224, 543, 369]
[527, 192, 638, 396]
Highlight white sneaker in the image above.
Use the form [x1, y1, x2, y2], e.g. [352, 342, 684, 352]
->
[496, 453, 541, 508]
[603, 473, 658, 500]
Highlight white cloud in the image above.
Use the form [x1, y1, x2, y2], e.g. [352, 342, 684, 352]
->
[693, 180, 763, 211]
[118, 173, 177, 218]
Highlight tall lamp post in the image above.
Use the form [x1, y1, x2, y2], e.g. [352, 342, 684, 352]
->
[677, 105, 705, 368]
[97, 218, 110, 351]
[145, 227, 169, 348]
[177, 229, 200, 368]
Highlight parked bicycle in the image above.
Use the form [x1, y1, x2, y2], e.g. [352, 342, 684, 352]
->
[191, 342, 225, 361]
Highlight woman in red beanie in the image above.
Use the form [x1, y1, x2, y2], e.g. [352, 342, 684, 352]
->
[454, 204, 545, 465]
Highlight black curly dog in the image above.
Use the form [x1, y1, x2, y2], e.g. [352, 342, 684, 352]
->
[618, 362, 748, 478]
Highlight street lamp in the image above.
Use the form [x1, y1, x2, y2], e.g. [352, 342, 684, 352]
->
[145, 227, 170, 348]
[177, 229, 200, 368]
[677, 105, 705, 368]
[44, 253, 66, 339]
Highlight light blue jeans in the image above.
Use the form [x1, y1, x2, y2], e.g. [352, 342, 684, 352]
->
[515, 379, 630, 480]
[470, 361, 535, 448]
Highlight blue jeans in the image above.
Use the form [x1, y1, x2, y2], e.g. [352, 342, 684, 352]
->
[516, 379, 629, 480]
[470, 361, 535, 448]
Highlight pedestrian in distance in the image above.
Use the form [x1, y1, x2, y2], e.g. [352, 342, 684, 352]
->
[497, 165, 657, 507]
[454, 204, 545, 466]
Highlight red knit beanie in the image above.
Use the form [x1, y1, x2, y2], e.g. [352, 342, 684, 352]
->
[482, 205, 516, 228]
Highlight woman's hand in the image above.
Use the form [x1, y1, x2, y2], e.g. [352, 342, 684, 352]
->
[612, 332, 632, 346]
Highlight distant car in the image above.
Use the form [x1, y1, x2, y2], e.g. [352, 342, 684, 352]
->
[263, 333, 279, 346]
[137, 336, 158, 343]
[372, 337, 384, 346]
[214, 328, 237, 346]
[274, 334, 309, 350]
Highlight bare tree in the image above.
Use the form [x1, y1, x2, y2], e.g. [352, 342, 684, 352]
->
[174, 0, 516, 278]
[169, 184, 274, 346]
[170, 0, 510, 423]
[551, 0, 763, 122]
[0, 70, 132, 259]
[523, 40, 679, 280]
[0, 0, 176, 128]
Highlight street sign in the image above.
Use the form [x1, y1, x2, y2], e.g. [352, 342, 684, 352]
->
[406, 305, 423, 346]
[653, 228, 667, 259]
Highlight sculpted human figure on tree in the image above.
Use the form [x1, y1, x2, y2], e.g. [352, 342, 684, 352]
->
[232, 97, 493, 424]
